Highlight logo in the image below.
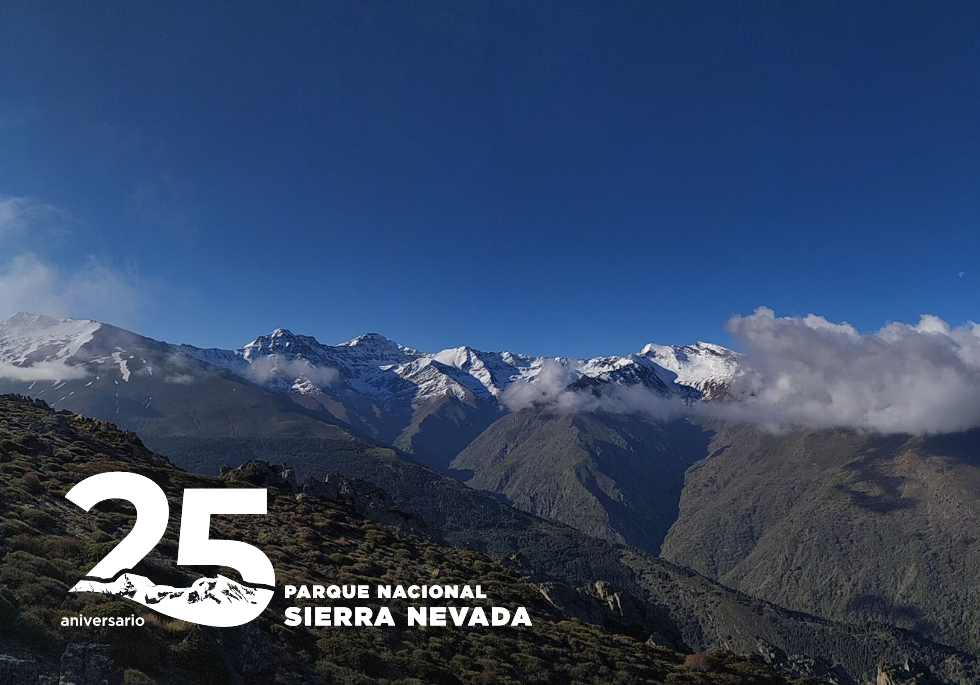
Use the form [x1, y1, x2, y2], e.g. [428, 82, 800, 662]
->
[65, 472, 275, 627]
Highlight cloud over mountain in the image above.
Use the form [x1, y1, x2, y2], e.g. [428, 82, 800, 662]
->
[500, 307, 980, 435]
[719, 307, 980, 434]
[0, 197, 144, 326]
[0, 253, 143, 326]
[244, 353, 339, 386]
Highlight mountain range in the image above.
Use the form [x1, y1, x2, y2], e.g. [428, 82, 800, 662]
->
[0, 312, 738, 553]
[7, 312, 980, 682]
[3, 393, 842, 684]
[0, 312, 737, 464]
[0, 392, 974, 685]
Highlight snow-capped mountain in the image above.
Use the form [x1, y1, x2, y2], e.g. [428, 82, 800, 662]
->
[0, 312, 738, 471]
[638, 342, 738, 400]
[0, 312, 101, 378]
[0, 312, 738, 405]
[178, 326, 737, 409]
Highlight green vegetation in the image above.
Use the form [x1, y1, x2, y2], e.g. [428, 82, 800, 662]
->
[149, 424, 980, 684]
[451, 410, 710, 553]
[0, 395, 819, 684]
[662, 426, 980, 657]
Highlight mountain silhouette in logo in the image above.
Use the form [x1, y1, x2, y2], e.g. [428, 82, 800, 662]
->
[72, 573, 273, 626]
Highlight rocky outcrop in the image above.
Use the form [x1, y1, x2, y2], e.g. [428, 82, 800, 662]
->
[220, 460, 296, 489]
[755, 642, 855, 685]
[59, 643, 121, 685]
[0, 655, 39, 685]
[299, 472, 430, 536]
[876, 660, 945, 685]
[221, 461, 432, 536]
[536, 580, 687, 651]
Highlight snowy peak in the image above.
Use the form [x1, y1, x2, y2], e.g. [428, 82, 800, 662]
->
[431, 346, 540, 399]
[0, 312, 739, 415]
[0, 312, 101, 366]
[637, 341, 738, 399]
[339, 332, 422, 362]
[243, 328, 326, 361]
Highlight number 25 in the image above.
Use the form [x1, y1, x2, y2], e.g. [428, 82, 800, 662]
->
[66, 472, 275, 590]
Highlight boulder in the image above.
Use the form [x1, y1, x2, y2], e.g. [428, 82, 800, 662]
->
[876, 660, 945, 685]
[59, 643, 121, 685]
[0, 654, 39, 685]
[756, 641, 856, 685]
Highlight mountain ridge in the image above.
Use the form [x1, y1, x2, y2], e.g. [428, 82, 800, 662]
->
[2, 392, 977, 684]
[0, 311, 739, 472]
[0, 312, 739, 408]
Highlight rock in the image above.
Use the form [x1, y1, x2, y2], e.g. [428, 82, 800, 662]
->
[300, 476, 340, 500]
[876, 660, 945, 685]
[59, 643, 121, 685]
[536, 580, 687, 652]
[756, 641, 856, 685]
[645, 631, 677, 649]
[0, 654, 39, 685]
[299, 473, 430, 536]
[220, 460, 296, 491]
[587, 580, 625, 614]
[235, 622, 275, 675]
[49, 414, 73, 439]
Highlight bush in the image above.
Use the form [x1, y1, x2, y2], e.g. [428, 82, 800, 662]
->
[21, 473, 44, 495]
[684, 653, 723, 673]
[124, 670, 157, 685]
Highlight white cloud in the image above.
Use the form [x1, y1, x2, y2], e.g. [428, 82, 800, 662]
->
[0, 196, 144, 326]
[0, 360, 89, 382]
[715, 307, 980, 434]
[0, 196, 67, 236]
[0, 253, 144, 325]
[500, 359, 683, 419]
[500, 360, 574, 411]
[501, 307, 980, 436]
[245, 354, 339, 387]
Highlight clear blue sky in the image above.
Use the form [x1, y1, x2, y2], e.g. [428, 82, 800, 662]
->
[1, 2, 978, 357]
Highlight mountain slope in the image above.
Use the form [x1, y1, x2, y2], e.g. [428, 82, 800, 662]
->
[14, 313, 980, 680]
[0, 313, 743, 530]
[0, 394, 829, 685]
[660, 426, 980, 656]
[0, 314, 348, 438]
[179, 324, 739, 473]
[451, 410, 711, 553]
[145, 413, 980, 684]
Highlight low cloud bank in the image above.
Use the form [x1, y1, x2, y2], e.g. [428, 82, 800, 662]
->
[0, 360, 89, 382]
[503, 308, 980, 435]
[0, 196, 144, 326]
[719, 307, 980, 434]
[0, 253, 143, 326]
[246, 354, 339, 387]
[501, 360, 683, 418]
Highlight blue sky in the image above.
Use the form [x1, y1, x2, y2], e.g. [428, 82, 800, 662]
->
[1, 2, 978, 357]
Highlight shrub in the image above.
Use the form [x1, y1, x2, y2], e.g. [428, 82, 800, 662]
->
[123, 670, 156, 685]
[21, 473, 44, 495]
[684, 653, 723, 673]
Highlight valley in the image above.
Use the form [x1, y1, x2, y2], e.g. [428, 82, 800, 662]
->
[5, 312, 980, 683]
